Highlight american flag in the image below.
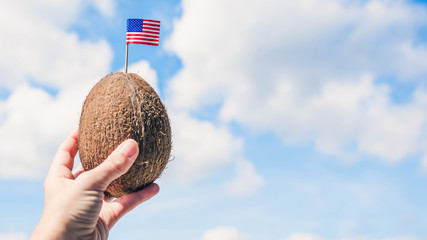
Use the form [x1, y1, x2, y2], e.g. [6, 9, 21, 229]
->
[126, 19, 160, 46]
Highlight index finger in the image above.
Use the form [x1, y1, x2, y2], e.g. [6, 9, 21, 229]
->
[48, 127, 79, 179]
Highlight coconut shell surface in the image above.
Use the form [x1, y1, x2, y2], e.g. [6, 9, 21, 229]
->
[78, 72, 171, 198]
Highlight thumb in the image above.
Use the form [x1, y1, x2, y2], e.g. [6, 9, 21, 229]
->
[83, 139, 139, 191]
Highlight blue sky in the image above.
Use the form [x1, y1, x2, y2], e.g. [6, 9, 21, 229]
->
[1, 0, 427, 240]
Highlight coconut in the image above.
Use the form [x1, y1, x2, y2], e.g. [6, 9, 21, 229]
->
[78, 72, 171, 198]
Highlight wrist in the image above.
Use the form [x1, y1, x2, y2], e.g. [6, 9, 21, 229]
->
[30, 210, 68, 240]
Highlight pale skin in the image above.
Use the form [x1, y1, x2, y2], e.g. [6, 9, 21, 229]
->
[30, 128, 159, 240]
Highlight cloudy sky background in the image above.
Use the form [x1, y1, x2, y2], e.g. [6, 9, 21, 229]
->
[1, 0, 427, 239]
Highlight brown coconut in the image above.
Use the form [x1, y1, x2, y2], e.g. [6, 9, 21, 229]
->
[78, 72, 171, 198]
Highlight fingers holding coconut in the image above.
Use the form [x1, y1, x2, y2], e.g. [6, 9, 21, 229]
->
[101, 183, 160, 229]
[82, 139, 139, 191]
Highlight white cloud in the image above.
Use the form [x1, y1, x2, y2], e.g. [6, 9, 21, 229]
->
[90, 0, 115, 17]
[339, 238, 370, 240]
[381, 237, 419, 240]
[0, 83, 92, 178]
[166, 0, 427, 163]
[309, 75, 426, 162]
[166, 112, 244, 184]
[285, 233, 323, 240]
[218, 74, 427, 163]
[1, 0, 81, 28]
[340, 237, 419, 240]
[298, 233, 414, 240]
[282, 234, 419, 240]
[0, 0, 112, 90]
[201, 227, 251, 240]
[0, 0, 113, 178]
[224, 159, 265, 197]
[0, 232, 28, 240]
[201, 230, 420, 240]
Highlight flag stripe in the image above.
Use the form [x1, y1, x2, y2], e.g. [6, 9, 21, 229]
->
[126, 37, 159, 41]
[127, 31, 159, 35]
[127, 36, 159, 40]
[142, 26, 160, 31]
[127, 36, 159, 41]
[143, 20, 160, 24]
[126, 40, 159, 46]
[143, 23, 160, 27]
[126, 36, 159, 42]
[127, 33, 159, 38]
[127, 39, 159, 42]
[142, 30, 159, 34]
[126, 41, 159, 46]
[126, 39, 159, 44]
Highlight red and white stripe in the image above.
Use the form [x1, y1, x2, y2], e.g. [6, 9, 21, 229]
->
[126, 20, 160, 46]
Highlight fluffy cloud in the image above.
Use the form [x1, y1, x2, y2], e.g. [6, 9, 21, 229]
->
[0, 0, 113, 90]
[282, 234, 419, 240]
[224, 159, 265, 197]
[166, 0, 427, 163]
[166, 112, 244, 184]
[285, 233, 323, 240]
[0, 83, 91, 178]
[201, 227, 250, 240]
[200, 230, 420, 240]
[199, 230, 419, 240]
[0, 0, 114, 178]
[345, 237, 419, 240]
[89, 0, 115, 17]
[381, 237, 419, 240]
[0, 232, 28, 240]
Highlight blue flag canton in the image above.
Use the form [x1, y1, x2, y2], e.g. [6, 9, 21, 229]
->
[127, 19, 143, 32]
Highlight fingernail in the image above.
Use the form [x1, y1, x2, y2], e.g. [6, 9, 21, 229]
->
[118, 139, 138, 158]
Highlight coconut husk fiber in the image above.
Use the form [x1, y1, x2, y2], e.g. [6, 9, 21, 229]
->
[78, 72, 171, 198]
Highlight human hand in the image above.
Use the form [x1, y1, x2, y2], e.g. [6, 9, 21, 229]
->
[30, 128, 159, 240]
